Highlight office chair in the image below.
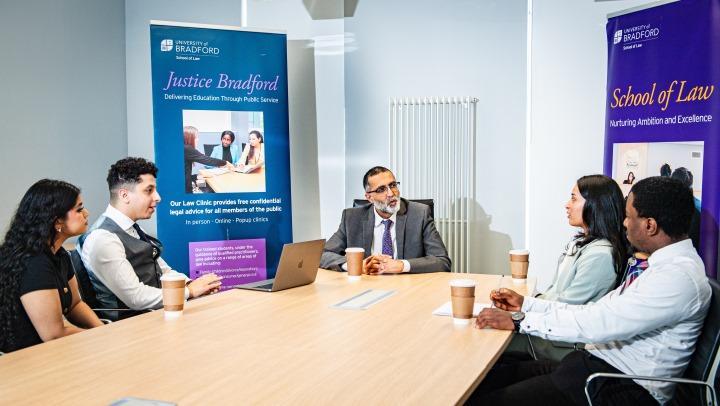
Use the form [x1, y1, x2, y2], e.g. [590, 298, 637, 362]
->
[585, 278, 720, 405]
[352, 199, 434, 219]
[67, 250, 149, 322]
[203, 144, 218, 156]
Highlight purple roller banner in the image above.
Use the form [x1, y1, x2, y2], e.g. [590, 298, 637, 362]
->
[605, 0, 720, 277]
[189, 238, 267, 289]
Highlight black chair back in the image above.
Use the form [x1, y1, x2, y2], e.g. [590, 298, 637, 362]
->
[67, 249, 101, 309]
[68, 249, 148, 321]
[352, 199, 434, 219]
[203, 143, 218, 156]
[672, 278, 720, 405]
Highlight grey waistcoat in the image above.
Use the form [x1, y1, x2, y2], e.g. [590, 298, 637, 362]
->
[88, 216, 163, 309]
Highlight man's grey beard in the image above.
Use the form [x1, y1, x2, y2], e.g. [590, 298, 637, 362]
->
[373, 199, 400, 215]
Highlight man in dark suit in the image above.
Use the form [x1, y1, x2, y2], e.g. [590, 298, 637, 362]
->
[320, 166, 451, 274]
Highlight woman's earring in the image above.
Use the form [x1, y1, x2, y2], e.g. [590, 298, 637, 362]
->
[56, 227, 62, 233]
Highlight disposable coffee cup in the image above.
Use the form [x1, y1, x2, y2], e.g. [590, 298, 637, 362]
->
[450, 279, 476, 325]
[161, 273, 186, 320]
[346, 247, 364, 281]
[509, 249, 530, 285]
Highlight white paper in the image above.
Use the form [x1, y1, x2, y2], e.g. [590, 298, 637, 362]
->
[204, 168, 228, 175]
[432, 301, 490, 317]
[233, 166, 254, 174]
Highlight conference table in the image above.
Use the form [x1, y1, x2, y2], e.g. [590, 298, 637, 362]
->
[199, 166, 265, 193]
[0, 270, 534, 405]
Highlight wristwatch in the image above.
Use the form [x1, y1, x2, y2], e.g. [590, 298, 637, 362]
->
[511, 311, 525, 332]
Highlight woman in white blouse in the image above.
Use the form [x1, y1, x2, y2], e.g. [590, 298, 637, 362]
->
[237, 130, 265, 172]
[505, 174, 629, 361]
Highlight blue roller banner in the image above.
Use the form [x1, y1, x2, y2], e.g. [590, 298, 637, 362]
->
[150, 22, 292, 288]
[605, 0, 720, 277]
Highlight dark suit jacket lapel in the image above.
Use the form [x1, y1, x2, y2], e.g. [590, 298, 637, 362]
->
[395, 199, 408, 259]
[363, 206, 374, 256]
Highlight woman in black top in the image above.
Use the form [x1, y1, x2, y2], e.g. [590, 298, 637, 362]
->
[183, 125, 234, 193]
[0, 179, 103, 353]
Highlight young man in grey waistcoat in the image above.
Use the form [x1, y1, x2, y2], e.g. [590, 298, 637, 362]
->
[79, 157, 221, 318]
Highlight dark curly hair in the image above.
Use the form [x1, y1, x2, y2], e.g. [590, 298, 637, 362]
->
[660, 163, 672, 177]
[671, 167, 694, 189]
[573, 175, 630, 283]
[630, 176, 694, 239]
[0, 179, 80, 351]
[107, 157, 158, 200]
[221, 130, 235, 143]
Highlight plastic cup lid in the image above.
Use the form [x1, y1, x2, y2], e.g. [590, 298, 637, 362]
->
[449, 279, 476, 287]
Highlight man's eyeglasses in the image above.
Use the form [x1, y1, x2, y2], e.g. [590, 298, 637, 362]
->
[367, 181, 400, 195]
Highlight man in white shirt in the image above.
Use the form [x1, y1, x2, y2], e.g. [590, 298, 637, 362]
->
[79, 157, 221, 318]
[320, 166, 450, 274]
[472, 176, 711, 405]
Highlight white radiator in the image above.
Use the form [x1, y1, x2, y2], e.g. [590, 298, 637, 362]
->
[389, 97, 478, 273]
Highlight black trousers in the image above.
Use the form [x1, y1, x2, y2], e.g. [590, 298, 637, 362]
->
[468, 350, 658, 405]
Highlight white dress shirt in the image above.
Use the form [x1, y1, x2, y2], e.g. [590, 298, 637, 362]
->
[371, 210, 410, 272]
[519, 239, 710, 403]
[340, 209, 410, 272]
[79, 205, 189, 310]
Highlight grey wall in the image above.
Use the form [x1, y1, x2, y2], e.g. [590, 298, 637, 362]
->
[344, 0, 528, 274]
[287, 40, 322, 241]
[0, 0, 127, 235]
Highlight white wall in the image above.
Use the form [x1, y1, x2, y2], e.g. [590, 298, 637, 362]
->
[645, 142, 704, 194]
[248, 0, 347, 240]
[344, 0, 528, 274]
[528, 0, 652, 289]
[0, 0, 127, 235]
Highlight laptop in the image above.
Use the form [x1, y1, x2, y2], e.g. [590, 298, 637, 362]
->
[236, 239, 325, 292]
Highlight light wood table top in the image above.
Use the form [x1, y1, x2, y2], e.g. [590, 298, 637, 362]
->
[199, 166, 266, 193]
[0, 271, 534, 405]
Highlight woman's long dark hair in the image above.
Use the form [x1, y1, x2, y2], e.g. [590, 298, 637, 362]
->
[0, 179, 79, 351]
[246, 130, 264, 165]
[574, 174, 629, 285]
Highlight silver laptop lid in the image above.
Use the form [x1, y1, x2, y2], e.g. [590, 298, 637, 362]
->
[269, 239, 325, 291]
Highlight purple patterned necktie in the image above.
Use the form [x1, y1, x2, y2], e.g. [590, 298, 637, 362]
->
[381, 219, 394, 257]
[620, 256, 649, 293]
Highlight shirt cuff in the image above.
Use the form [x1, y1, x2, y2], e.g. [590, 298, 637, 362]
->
[521, 295, 536, 312]
[401, 260, 410, 273]
[519, 313, 537, 334]
[341, 262, 348, 271]
[184, 287, 190, 300]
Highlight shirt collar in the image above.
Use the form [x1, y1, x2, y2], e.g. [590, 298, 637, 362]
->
[648, 238, 695, 267]
[49, 246, 68, 263]
[103, 204, 136, 231]
[373, 208, 397, 228]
